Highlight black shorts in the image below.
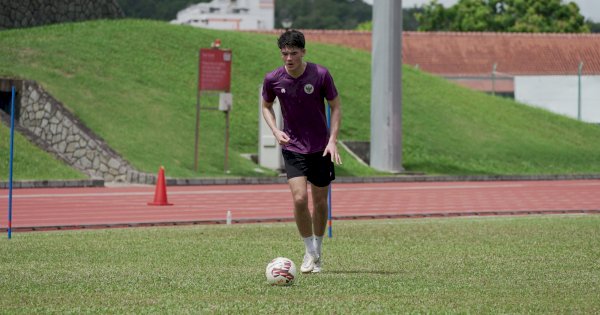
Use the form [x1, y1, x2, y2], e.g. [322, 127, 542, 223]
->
[282, 149, 335, 187]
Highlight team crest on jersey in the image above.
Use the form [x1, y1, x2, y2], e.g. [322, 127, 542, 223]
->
[304, 84, 314, 94]
[281, 88, 286, 94]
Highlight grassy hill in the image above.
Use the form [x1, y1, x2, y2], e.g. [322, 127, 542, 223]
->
[1, 19, 600, 180]
[0, 122, 86, 180]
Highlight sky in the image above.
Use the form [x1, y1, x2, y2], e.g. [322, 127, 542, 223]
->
[362, 0, 600, 22]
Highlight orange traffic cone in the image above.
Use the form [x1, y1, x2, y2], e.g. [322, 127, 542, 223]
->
[148, 166, 173, 206]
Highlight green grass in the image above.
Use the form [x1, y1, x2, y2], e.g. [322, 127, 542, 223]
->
[1, 19, 600, 180]
[0, 215, 598, 313]
[0, 124, 86, 180]
[402, 68, 600, 175]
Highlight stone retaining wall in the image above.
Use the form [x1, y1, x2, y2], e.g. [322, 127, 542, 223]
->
[1, 79, 160, 183]
[15, 80, 136, 182]
[0, 0, 123, 30]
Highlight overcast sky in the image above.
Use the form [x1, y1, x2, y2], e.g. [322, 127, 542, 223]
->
[363, 0, 600, 22]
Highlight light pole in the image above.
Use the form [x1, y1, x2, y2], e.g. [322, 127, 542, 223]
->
[281, 18, 292, 31]
[578, 61, 583, 121]
[370, 0, 403, 173]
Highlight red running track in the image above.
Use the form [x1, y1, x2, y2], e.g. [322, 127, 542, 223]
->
[1, 180, 599, 231]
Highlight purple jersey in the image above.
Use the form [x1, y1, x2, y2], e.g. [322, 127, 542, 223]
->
[262, 62, 338, 154]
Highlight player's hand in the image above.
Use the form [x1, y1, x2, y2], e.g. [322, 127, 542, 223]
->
[274, 130, 290, 145]
[324, 142, 342, 165]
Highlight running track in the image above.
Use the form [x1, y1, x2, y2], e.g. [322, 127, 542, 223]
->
[1, 180, 599, 232]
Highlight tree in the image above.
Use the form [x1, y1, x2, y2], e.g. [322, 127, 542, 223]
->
[355, 7, 423, 31]
[403, 6, 423, 31]
[417, 0, 590, 33]
[356, 20, 372, 31]
[588, 20, 600, 33]
[275, 0, 371, 30]
[116, 0, 209, 21]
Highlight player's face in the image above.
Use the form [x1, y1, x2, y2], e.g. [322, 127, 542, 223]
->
[281, 46, 305, 73]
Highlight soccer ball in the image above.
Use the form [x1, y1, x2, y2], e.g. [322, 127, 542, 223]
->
[265, 257, 297, 286]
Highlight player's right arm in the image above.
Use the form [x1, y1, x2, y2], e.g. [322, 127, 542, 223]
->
[261, 98, 290, 145]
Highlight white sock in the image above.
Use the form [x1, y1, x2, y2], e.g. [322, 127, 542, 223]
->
[314, 235, 323, 255]
[303, 236, 315, 254]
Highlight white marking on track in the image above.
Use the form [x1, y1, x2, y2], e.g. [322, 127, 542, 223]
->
[1, 182, 598, 199]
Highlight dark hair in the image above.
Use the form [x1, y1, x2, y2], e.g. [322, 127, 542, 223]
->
[277, 30, 305, 49]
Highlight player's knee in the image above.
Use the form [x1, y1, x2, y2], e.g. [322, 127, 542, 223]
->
[313, 198, 328, 211]
[292, 193, 308, 207]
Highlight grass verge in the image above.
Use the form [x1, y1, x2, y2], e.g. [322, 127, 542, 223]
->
[1, 215, 598, 313]
[1, 20, 600, 179]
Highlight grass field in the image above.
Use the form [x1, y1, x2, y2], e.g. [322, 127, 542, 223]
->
[0, 122, 86, 180]
[1, 215, 598, 313]
[2, 19, 600, 180]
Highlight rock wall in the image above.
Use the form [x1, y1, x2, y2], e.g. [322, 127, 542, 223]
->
[0, 0, 123, 30]
[1, 79, 159, 183]
[7, 79, 158, 183]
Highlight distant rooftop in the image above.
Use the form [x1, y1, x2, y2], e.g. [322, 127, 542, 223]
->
[403, 32, 600, 76]
[254, 30, 600, 75]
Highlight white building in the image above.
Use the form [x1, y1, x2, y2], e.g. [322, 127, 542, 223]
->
[400, 32, 600, 123]
[171, 0, 274, 30]
[515, 75, 600, 123]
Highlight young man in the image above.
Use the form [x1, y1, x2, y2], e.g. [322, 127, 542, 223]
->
[261, 30, 342, 273]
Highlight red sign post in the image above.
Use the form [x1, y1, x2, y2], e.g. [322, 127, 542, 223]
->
[194, 44, 233, 172]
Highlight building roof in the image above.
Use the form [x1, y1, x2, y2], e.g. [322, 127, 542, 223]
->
[253, 30, 600, 76]
[403, 32, 600, 76]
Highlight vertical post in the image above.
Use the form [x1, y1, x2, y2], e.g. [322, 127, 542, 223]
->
[578, 61, 583, 121]
[492, 63, 497, 96]
[194, 94, 201, 172]
[370, 0, 403, 172]
[326, 102, 332, 238]
[327, 188, 332, 238]
[194, 49, 201, 172]
[8, 85, 16, 239]
[224, 110, 229, 173]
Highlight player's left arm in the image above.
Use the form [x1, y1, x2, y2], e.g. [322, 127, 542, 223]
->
[324, 95, 342, 165]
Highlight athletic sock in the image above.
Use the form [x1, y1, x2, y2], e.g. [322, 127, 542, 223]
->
[314, 235, 324, 255]
[303, 236, 316, 254]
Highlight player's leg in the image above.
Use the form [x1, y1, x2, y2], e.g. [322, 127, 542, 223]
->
[311, 183, 329, 240]
[307, 152, 334, 238]
[306, 151, 335, 273]
[310, 183, 329, 273]
[284, 151, 318, 273]
[311, 185, 329, 272]
[289, 177, 319, 273]
[288, 176, 313, 238]
[283, 150, 312, 238]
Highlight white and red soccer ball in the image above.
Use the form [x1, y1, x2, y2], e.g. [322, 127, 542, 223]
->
[265, 257, 297, 286]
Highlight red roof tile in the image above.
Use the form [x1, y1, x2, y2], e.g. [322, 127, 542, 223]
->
[403, 32, 600, 76]
[252, 30, 600, 75]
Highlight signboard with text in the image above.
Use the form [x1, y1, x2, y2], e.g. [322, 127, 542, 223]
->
[199, 48, 232, 92]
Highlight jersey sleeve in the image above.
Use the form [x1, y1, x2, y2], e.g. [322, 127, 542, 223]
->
[262, 75, 276, 103]
[322, 69, 339, 101]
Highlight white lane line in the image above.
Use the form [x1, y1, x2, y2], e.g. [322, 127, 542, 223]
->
[2, 182, 599, 200]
